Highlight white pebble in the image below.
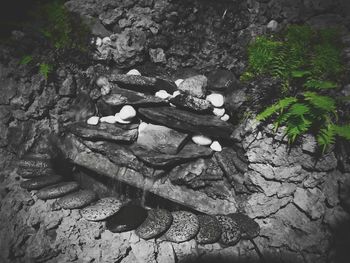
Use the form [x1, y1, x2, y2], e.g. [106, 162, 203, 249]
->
[155, 90, 171, 99]
[126, 69, 141, 76]
[96, 37, 102, 47]
[213, 108, 225, 117]
[267, 20, 278, 31]
[138, 122, 148, 132]
[221, 114, 230, 121]
[102, 37, 111, 45]
[96, 76, 109, 87]
[114, 113, 132, 124]
[118, 105, 136, 121]
[172, 90, 181, 97]
[87, 116, 99, 125]
[101, 84, 111, 96]
[175, 79, 184, 87]
[210, 141, 222, 152]
[100, 115, 117, 124]
[169, 103, 176, 108]
[192, 135, 212, 146]
[206, 93, 224, 107]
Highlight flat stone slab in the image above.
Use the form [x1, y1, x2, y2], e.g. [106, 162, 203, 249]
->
[108, 74, 177, 93]
[18, 154, 52, 169]
[20, 175, 63, 190]
[136, 123, 188, 155]
[135, 209, 173, 240]
[80, 197, 124, 221]
[17, 167, 56, 178]
[215, 215, 241, 246]
[130, 142, 213, 167]
[106, 204, 147, 233]
[66, 121, 138, 142]
[160, 211, 199, 243]
[138, 107, 234, 139]
[169, 94, 212, 113]
[36, 181, 80, 200]
[56, 190, 97, 209]
[228, 213, 260, 239]
[195, 214, 222, 244]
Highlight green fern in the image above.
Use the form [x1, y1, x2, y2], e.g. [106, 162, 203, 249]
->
[20, 55, 33, 65]
[39, 63, 53, 79]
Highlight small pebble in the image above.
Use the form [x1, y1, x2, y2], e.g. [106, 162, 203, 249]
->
[119, 105, 137, 120]
[169, 103, 176, 108]
[155, 90, 171, 99]
[101, 84, 111, 96]
[102, 37, 111, 45]
[172, 90, 181, 97]
[210, 141, 222, 152]
[126, 69, 141, 76]
[114, 113, 132, 124]
[96, 37, 102, 47]
[213, 108, 225, 117]
[87, 116, 99, 125]
[221, 114, 230, 121]
[138, 122, 148, 133]
[100, 115, 117, 124]
[96, 76, 109, 87]
[192, 135, 212, 146]
[175, 79, 184, 87]
[267, 20, 278, 31]
[206, 93, 224, 107]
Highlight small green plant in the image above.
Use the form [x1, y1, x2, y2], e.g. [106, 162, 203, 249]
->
[39, 63, 53, 79]
[20, 55, 33, 65]
[243, 25, 349, 151]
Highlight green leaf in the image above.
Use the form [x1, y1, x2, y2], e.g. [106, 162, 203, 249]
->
[304, 79, 337, 90]
[20, 55, 33, 65]
[39, 63, 53, 79]
[317, 124, 336, 152]
[288, 103, 310, 116]
[333, 125, 350, 140]
[291, 70, 311, 78]
[303, 92, 336, 112]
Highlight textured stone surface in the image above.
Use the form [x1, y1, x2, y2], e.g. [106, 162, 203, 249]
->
[207, 69, 238, 91]
[56, 190, 97, 209]
[80, 197, 124, 221]
[20, 175, 63, 190]
[36, 181, 80, 200]
[195, 215, 222, 244]
[178, 75, 207, 98]
[160, 211, 200, 243]
[228, 213, 260, 239]
[293, 187, 326, 220]
[135, 209, 173, 239]
[169, 93, 212, 113]
[215, 215, 241, 246]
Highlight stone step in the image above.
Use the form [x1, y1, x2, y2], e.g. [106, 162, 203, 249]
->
[20, 175, 63, 190]
[36, 181, 80, 200]
[55, 190, 97, 209]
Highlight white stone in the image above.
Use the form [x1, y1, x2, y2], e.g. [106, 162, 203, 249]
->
[175, 79, 184, 87]
[96, 37, 102, 47]
[210, 141, 222, 152]
[118, 105, 136, 120]
[155, 90, 171, 99]
[102, 37, 111, 45]
[267, 20, 278, 31]
[96, 76, 109, 87]
[213, 107, 225, 117]
[221, 114, 230, 121]
[114, 113, 132, 124]
[206, 93, 224, 107]
[172, 90, 181, 97]
[192, 135, 212, 146]
[126, 69, 141, 76]
[87, 116, 99, 125]
[100, 115, 117, 124]
[101, 85, 111, 96]
[169, 103, 176, 107]
[138, 122, 148, 133]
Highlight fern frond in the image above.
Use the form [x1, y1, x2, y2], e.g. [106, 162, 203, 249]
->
[256, 97, 297, 121]
[288, 103, 310, 116]
[286, 116, 312, 143]
[317, 124, 336, 152]
[303, 92, 336, 112]
[333, 124, 350, 140]
[304, 79, 337, 90]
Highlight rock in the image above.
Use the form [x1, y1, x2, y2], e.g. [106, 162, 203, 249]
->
[136, 123, 188, 155]
[56, 190, 97, 209]
[169, 93, 212, 113]
[87, 116, 99, 125]
[215, 215, 241, 246]
[96, 76, 110, 87]
[126, 69, 142, 76]
[18, 154, 52, 169]
[155, 90, 172, 99]
[160, 211, 200, 243]
[80, 197, 124, 221]
[157, 242, 176, 263]
[100, 115, 117, 124]
[17, 167, 55, 179]
[138, 107, 234, 139]
[130, 142, 213, 167]
[207, 69, 238, 92]
[267, 20, 278, 31]
[245, 194, 292, 218]
[221, 114, 230, 121]
[301, 152, 338, 172]
[96, 37, 102, 46]
[302, 134, 317, 154]
[106, 205, 147, 233]
[228, 213, 260, 239]
[192, 135, 212, 146]
[36, 182, 80, 200]
[172, 90, 181, 97]
[206, 93, 224, 107]
[178, 75, 207, 98]
[175, 79, 184, 87]
[213, 108, 225, 117]
[66, 121, 138, 142]
[293, 187, 326, 220]
[99, 8, 124, 25]
[59, 74, 76, 97]
[135, 209, 173, 239]
[149, 48, 166, 63]
[119, 105, 137, 120]
[20, 175, 63, 190]
[210, 141, 222, 152]
[114, 113, 132, 124]
[195, 215, 222, 244]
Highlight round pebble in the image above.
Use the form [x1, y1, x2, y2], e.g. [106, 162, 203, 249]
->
[96, 76, 109, 87]
[228, 213, 260, 239]
[135, 209, 173, 240]
[215, 215, 241, 246]
[96, 37, 102, 47]
[119, 105, 137, 121]
[126, 69, 141, 76]
[210, 141, 222, 152]
[20, 175, 63, 190]
[100, 115, 117, 124]
[81, 197, 124, 221]
[87, 116, 99, 125]
[155, 90, 171, 99]
[102, 37, 111, 45]
[57, 190, 97, 209]
[160, 211, 200, 243]
[192, 135, 212, 146]
[196, 215, 222, 244]
[172, 90, 181, 97]
[36, 181, 80, 200]
[114, 113, 132, 124]
[175, 79, 184, 87]
[221, 114, 230, 121]
[106, 205, 147, 233]
[213, 108, 225, 117]
[206, 93, 224, 107]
